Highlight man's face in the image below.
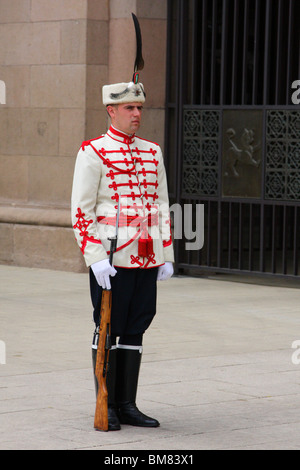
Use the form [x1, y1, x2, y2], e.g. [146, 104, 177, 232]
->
[107, 102, 143, 135]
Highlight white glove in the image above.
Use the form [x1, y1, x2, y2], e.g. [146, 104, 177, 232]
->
[157, 262, 174, 281]
[91, 259, 117, 290]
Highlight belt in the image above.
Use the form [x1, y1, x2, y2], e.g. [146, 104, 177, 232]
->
[97, 213, 159, 227]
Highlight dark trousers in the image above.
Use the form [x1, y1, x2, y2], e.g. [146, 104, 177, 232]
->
[90, 267, 158, 339]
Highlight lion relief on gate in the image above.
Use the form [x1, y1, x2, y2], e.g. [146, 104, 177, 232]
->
[224, 127, 261, 177]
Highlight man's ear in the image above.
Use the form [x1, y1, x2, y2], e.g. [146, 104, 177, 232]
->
[106, 105, 117, 119]
[106, 105, 113, 118]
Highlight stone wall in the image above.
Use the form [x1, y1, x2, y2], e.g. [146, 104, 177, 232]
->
[0, 0, 167, 272]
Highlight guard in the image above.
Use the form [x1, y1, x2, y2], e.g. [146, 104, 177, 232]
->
[71, 14, 174, 431]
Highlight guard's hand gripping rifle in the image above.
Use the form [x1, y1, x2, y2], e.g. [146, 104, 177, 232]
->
[94, 197, 120, 431]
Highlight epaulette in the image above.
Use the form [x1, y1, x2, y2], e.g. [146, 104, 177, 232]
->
[80, 135, 104, 151]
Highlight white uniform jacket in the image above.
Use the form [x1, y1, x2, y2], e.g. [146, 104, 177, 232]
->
[71, 126, 174, 269]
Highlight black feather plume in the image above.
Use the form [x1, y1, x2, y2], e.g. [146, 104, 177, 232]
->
[132, 13, 144, 73]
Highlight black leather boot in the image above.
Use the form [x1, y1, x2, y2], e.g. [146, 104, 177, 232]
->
[116, 346, 160, 428]
[92, 346, 121, 431]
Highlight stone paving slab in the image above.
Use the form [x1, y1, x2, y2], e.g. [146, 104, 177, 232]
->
[1, 265, 300, 450]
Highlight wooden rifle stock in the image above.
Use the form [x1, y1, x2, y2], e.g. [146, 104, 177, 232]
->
[94, 288, 112, 431]
[93, 196, 120, 431]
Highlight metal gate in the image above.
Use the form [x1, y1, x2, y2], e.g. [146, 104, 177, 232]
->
[165, 0, 300, 278]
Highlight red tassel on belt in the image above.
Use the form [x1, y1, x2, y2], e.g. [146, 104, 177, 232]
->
[138, 227, 154, 257]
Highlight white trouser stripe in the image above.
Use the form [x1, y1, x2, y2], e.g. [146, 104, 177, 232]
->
[92, 344, 117, 351]
[117, 344, 143, 353]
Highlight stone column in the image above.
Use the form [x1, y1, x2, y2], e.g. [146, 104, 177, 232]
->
[0, 0, 167, 272]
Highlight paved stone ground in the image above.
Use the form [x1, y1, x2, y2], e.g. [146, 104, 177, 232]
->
[1, 265, 300, 450]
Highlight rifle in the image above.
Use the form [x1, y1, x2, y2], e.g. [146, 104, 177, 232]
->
[94, 197, 120, 431]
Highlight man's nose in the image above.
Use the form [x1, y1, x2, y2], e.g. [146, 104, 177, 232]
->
[133, 107, 141, 116]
